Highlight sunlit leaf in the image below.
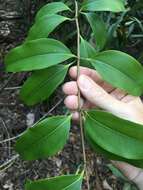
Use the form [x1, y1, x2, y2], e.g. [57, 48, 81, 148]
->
[5, 38, 75, 72]
[90, 50, 143, 96]
[27, 14, 70, 41]
[36, 2, 71, 21]
[15, 115, 71, 160]
[20, 64, 69, 106]
[81, 0, 125, 12]
[85, 110, 143, 159]
[25, 173, 83, 190]
[84, 13, 107, 50]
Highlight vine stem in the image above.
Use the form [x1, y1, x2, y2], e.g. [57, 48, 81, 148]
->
[74, 1, 90, 189]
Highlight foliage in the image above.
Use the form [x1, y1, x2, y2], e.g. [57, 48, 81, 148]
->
[4, 0, 143, 189]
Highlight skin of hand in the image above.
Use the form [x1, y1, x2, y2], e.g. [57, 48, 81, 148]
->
[62, 66, 143, 189]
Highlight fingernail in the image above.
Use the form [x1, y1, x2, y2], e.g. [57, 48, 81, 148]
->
[78, 75, 91, 90]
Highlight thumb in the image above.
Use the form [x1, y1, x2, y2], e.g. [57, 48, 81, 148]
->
[77, 75, 126, 117]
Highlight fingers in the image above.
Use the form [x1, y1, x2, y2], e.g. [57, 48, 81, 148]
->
[69, 66, 102, 83]
[111, 161, 143, 182]
[64, 95, 84, 110]
[77, 75, 127, 117]
[110, 88, 126, 100]
[63, 81, 78, 95]
[69, 66, 114, 92]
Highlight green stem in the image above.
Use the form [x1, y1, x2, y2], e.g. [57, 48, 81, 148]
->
[75, 1, 90, 190]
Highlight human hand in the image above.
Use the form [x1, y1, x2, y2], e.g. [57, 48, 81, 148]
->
[63, 66, 143, 189]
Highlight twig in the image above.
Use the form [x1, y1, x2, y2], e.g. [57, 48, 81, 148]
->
[4, 86, 21, 90]
[0, 98, 64, 144]
[75, 1, 90, 189]
[0, 118, 11, 158]
[0, 133, 23, 144]
[0, 73, 15, 94]
[32, 97, 64, 126]
[0, 154, 19, 171]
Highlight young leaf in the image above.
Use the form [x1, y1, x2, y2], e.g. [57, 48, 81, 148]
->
[36, 2, 71, 21]
[81, 0, 125, 12]
[85, 109, 143, 160]
[15, 115, 71, 160]
[90, 50, 143, 96]
[25, 173, 83, 190]
[84, 13, 107, 50]
[80, 36, 96, 68]
[27, 14, 70, 41]
[20, 64, 69, 106]
[5, 38, 75, 72]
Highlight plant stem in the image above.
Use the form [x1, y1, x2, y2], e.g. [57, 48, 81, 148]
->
[75, 1, 90, 189]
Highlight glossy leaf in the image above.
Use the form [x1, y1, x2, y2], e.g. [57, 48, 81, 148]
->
[25, 173, 83, 190]
[90, 50, 143, 96]
[20, 64, 69, 106]
[81, 0, 125, 12]
[15, 115, 71, 160]
[27, 14, 70, 41]
[85, 110, 143, 159]
[80, 36, 96, 68]
[36, 2, 71, 21]
[5, 38, 75, 72]
[84, 13, 107, 50]
[86, 132, 143, 169]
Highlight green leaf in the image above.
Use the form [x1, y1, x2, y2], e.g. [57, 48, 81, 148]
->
[20, 64, 69, 106]
[84, 13, 107, 50]
[85, 109, 143, 160]
[15, 115, 71, 160]
[80, 36, 96, 68]
[25, 173, 83, 190]
[86, 132, 143, 169]
[36, 2, 71, 21]
[90, 50, 143, 96]
[27, 14, 70, 41]
[5, 38, 75, 72]
[81, 0, 126, 12]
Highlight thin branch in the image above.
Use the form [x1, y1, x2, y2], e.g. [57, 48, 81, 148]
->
[0, 98, 64, 144]
[0, 154, 19, 171]
[4, 86, 21, 90]
[75, 1, 90, 189]
[0, 118, 11, 158]
[0, 73, 15, 94]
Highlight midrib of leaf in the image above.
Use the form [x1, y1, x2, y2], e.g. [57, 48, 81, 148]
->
[8, 53, 74, 65]
[22, 65, 67, 99]
[86, 113, 143, 145]
[63, 175, 82, 190]
[91, 59, 141, 89]
[21, 116, 71, 154]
